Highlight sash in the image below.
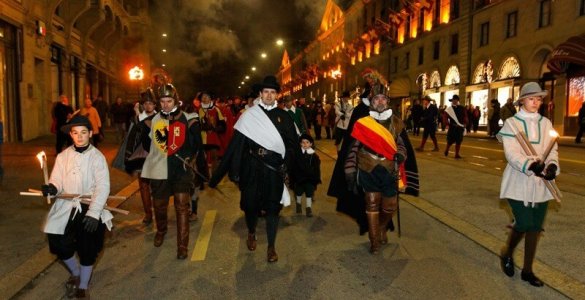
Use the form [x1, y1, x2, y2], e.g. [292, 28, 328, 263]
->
[234, 105, 290, 206]
[351, 116, 406, 188]
[445, 106, 465, 127]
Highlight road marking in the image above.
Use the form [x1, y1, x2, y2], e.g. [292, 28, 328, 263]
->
[191, 210, 217, 261]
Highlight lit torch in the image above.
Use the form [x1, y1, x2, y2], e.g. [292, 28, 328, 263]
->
[36, 151, 51, 204]
[542, 129, 559, 162]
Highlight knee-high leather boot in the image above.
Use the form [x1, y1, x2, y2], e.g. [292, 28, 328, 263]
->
[365, 192, 382, 254]
[455, 143, 462, 159]
[379, 196, 397, 245]
[139, 178, 153, 224]
[174, 193, 191, 259]
[153, 198, 169, 247]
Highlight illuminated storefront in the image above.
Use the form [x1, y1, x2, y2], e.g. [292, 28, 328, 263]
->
[466, 60, 493, 126]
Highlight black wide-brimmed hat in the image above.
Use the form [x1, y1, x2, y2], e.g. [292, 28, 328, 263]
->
[61, 114, 92, 134]
[258, 76, 280, 93]
[449, 94, 460, 102]
[299, 133, 314, 144]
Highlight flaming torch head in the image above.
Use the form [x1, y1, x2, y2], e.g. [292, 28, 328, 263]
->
[36, 151, 46, 169]
[549, 129, 559, 138]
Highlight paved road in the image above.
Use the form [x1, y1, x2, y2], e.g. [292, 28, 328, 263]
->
[9, 132, 582, 299]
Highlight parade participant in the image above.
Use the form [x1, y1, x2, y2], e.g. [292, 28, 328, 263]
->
[41, 115, 111, 298]
[334, 91, 354, 150]
[329, 68, 419, 236]
[416, 96, 440, 151]
[292, 133, 321, 217]
[53, 95, 74, 153]
[141, 84, 204, 259]
[209, 75, 300, 263]
[283, 96, 308, 135]
[198, 92, 225, 171]
[411, 99, 423, 136]
[124, 89, 157, 224]
[443, 95, 467, 159]
[344, 91, 408, 254]
[575, 101, 585, 144]
[497, 82, 559, 287]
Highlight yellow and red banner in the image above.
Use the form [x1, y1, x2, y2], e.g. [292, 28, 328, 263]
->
[351, 116, 406, 188]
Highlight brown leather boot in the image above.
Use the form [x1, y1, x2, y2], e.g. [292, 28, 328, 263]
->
[267, 246, 278, 263]
[379, 197, 397, 245]
[174, 193, 191, 259]
[65, 275, 80, 298]
[153, 198, 168, 247]
[365, 192, 382, 254]
[247, 233, 257, 251]
[139, 178, 153, 224]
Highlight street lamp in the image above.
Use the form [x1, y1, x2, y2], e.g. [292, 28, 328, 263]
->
[162, 33, 167, 37]
[260, 52, 267, 59]
[128, 66, 144, 99]
[276, 39, 284, 46]
[251, 66, 256, 71]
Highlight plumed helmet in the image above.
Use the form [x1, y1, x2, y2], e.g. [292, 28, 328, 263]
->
[156, 83, 178, 100]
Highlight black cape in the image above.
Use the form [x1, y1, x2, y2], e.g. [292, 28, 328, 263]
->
[327, 102, 420, 234]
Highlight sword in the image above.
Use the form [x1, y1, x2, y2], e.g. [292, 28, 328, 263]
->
[173, 153, 228, 198]
[395, 160, 402, 238]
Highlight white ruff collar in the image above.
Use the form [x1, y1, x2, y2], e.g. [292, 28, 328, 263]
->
[369, 109, 393, 120]
[302, 147, 315, 154]
[258, 100, 278, 111]
[202, 102, 214, 109]
[285, 106, 296, 113]
[517, 108, 540, 120]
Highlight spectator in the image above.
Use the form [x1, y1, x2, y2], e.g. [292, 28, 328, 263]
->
[411, 99, 423, 136]
[488, 99, 501, 137]
[312, 101, 325, 140]
[472, 106, 481, 133]
[79, 97, 102, 148]
[500, 98, 516, 122]
[110, 97, 128, 143]
[53, 95, 74, 153]
[576, 101, 585, 143]
[92, 95, 109, 129]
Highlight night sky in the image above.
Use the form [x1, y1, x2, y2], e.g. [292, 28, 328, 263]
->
[148, 0, 329, 100]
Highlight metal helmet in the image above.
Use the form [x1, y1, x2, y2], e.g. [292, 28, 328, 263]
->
[157, 83, 178, 100]
[140, 88, 156, 104]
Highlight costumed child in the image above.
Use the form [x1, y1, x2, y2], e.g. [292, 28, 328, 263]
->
[41, 115, 111, 298]
[497, 82, 560, 287]
[292, 133, 321, 217]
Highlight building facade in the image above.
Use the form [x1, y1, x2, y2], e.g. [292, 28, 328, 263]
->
[0, 0, 150, 142]
[278, 0, 585, 135]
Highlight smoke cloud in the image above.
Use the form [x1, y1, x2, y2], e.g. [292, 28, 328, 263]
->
[149, 0, 328, 99]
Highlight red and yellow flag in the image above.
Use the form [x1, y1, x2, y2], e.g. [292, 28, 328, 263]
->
[351, 116, 406, 188]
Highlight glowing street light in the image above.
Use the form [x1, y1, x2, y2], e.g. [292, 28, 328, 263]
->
[260, 52, 267, 59]
[251, 66, 256, 71]
[162, 49, 167, 53]
[162, 63, 166, 67]
[245, 75, 250, 79]
[276, 39, 284, 46]
[241, 81, 245, 85]
[162, 33, 167, 37]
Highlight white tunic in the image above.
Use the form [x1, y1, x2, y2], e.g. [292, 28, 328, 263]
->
[43, 145, 111, 234]
[497, 109, 560, 207]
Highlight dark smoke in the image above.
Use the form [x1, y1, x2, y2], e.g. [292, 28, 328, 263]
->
[148, 0, 327, 100]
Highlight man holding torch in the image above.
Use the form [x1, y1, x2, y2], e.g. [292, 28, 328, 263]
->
[496, 82, 560, 287]
[41, 114, 111, 298]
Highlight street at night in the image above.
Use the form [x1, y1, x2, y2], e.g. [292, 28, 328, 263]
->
[1, 0, 585, 299]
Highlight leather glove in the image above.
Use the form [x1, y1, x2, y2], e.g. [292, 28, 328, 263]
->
[543, 164, 558, 181]
[528, 160, 545, 176]
[394, 153, 406, 164]
[41, 183, 58, 197]
[83, 216, 99, 233]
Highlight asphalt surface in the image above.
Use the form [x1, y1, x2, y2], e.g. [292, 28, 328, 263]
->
[1, 129, 583, 299]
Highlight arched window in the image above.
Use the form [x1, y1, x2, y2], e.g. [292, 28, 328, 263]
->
[430, 70, 441, 88]
[473, 60, 493, 83]
[498, 56, 521, 80]
[445, 65, 460, 85]
[416, 73, 428, 91]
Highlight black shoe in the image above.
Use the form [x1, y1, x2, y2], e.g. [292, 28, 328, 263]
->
[521, 271, 544, 287]
[500, 256, 514, 277]
[306, 207, 313, 217]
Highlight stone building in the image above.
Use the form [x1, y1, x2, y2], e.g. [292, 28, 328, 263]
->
[278, 0, 585, 135]
[0, 0, 150, 142]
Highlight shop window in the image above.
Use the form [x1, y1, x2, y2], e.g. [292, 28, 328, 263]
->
[450, 33, 459, 55]
[479, 22, 489, 46]
[418, 47, 424, 65]
[445, 65, 460, 85]
[430, 71, 441, 88]
[498, 57, 521, 80]
[405, 52, 410, 70]
[568, 76, 585, 116]
[539, 0, 551, 28]
[433, 40, 440, 60]
[506, 11, 517, 38]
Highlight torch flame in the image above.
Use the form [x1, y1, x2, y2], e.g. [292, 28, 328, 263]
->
[549, 130, 559, 138]
[36, 151, 46, 169]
